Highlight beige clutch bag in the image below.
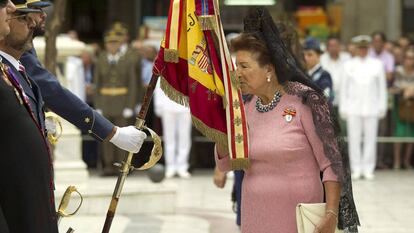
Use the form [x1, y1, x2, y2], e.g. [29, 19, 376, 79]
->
[296, 203, 343, 233]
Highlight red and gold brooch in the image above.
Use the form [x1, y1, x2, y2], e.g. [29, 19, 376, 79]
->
[283, 108, 296, 123]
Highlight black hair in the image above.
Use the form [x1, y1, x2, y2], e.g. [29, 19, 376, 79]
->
[371, 30, 387, 42]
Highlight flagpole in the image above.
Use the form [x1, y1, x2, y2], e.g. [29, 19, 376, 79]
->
[101, 74, 160, 233]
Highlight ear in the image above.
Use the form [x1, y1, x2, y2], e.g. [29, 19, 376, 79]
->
[264, 64, 275, 76]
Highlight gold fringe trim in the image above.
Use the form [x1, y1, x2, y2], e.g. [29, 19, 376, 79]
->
[160, 77, 189, 107]
[230, 158, 251, 170]
[192, 116, 228, 148]
[164, 49, 179, 63]
[230, 71, 240, 90]
[198, 15, 215, 31]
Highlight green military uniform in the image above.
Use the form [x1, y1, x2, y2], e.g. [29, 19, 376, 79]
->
[94, 32, 143, 175]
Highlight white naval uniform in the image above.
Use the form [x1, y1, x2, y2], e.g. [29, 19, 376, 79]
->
[339, 56, 387, 176]
[154, 81, 192, 175]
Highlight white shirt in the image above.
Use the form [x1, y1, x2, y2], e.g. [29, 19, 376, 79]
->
[307, 63, 322, 77]
[339, 56, 387, 118]
[0, 50, 20, 70]
[320, 52, 351, 106]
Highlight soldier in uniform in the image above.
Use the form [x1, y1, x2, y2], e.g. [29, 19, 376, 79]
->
[303, 37, 334, 104]
[0, 1, 59, 232]
[11, 0, 146, 165]
[94, 31, 143, 175]
[110, 22, 144, 113]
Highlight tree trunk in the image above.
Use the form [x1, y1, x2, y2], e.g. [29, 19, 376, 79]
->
[44, 0, 68, 76]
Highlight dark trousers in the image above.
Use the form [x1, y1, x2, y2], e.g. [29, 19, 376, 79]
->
[233, 170, 244, 226]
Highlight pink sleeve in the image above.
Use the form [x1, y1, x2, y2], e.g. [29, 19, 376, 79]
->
[214, 145, 231, 172]
[300, 104, 339, 183]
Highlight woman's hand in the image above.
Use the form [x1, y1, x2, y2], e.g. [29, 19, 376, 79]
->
[215, 143, 229, 159]
[213, 166, 227, 188]
[313, 213, 337, 233]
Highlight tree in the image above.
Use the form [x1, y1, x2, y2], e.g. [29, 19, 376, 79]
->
[45, 0, 68, 75]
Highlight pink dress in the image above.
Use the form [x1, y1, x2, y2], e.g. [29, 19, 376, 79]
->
[216, 94, 338, 233]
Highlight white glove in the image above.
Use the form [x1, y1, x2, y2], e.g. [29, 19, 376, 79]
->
[109, 126, 146, 153]
[96, 109, 103, 115]
[45, 117, 57, 134]
[122, 108, 134, 118]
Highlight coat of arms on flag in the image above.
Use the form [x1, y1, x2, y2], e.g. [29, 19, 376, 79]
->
[153, 0, 250, 169]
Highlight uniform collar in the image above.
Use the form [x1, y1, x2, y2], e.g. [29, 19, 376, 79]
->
[308, 63, 322, 76]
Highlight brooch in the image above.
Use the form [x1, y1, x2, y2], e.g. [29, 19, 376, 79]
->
[283, 108, 296, 123]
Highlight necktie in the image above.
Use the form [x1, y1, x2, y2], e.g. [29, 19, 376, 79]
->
[18, 61, 32, 88]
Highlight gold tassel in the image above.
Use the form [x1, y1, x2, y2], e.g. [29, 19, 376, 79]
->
[164, 49, 179, 63]
[160, 77, 189, 106]
[191, 116, 228, 148]
[230, 158, 251, 170]
[198, 15, 215, 31]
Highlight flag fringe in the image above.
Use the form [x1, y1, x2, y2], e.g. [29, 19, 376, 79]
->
[160, 77, 189, 107]
[198, 15, 215, 31]
[191, 116, 227, 148]
[164, 49, 179, 63]
[230, 158, 251, 170]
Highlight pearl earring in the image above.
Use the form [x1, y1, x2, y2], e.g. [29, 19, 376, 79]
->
[266, 75, 271, 82]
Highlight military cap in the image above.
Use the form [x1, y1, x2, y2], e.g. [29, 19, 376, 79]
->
[111, 22, 128, 36]
[303, 37, 322, 53]
[12, 0, 42, 13]
[351, 35, 372, 47]
[26, 0, 51, 8]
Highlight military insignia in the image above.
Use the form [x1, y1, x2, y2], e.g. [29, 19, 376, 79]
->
[84, 117, 91, 123]
[283, 108, 296, 123]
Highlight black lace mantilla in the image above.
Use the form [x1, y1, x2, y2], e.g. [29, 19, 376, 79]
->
[286, 82, 360, 233]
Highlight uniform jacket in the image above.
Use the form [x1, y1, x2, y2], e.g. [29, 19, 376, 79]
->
[308, 64, 333, 103]
[94, 48, 143, 117]
[20, 48, 113, 141]
[0, 70, 58, 233]
[340, 56, 387, 118]
[0, 53, 45, 131]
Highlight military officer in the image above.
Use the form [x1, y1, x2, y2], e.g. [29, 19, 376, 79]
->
[94, 30, 143, 175]
[110, 22, 144, 112]
[303, 37, 334, 103]
[340, 35, 387, 180]
[11, 0, 146, 159]
[0, 1, 59, 232]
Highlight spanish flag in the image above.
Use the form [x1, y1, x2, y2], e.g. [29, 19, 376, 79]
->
[153, 0, 249, 169]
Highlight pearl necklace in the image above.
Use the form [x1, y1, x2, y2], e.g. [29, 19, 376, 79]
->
[255, 91, 282, 113]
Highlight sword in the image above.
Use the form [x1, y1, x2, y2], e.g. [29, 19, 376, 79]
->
[101, 74, 163, 233]
[57, 186, 83, 232]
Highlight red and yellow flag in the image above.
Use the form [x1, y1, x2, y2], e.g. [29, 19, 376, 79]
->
[153, 0, 249, 169]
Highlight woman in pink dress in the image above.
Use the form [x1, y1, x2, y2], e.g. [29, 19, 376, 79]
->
[215, 7, 359, 233]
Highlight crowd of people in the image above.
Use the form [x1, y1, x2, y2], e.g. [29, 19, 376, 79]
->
[303, 31, 414, 179]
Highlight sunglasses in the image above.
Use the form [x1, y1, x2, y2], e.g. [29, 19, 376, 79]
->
[9, 13, 35, 24]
